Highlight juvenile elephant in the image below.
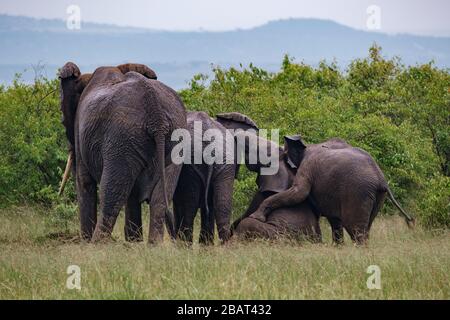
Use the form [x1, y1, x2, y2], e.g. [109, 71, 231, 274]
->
[173, 112, 258, 244]
[249, 136, 415, 244]
[215, 116, 322, 242]
[59, 62, 187, 243]
[234, 202, 321, 242]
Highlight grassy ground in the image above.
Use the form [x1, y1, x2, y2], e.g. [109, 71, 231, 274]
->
[0, 206, 448, 299]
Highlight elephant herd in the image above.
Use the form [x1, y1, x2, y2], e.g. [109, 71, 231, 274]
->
[58, 62, 415, 246]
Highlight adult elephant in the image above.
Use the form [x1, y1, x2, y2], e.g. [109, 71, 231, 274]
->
[249, 136, 415, 244]
[59, 62, 187, 243]
[173, 112, 258, 245]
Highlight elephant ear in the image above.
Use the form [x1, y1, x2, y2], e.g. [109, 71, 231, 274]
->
[59, 62, 81, 79]
[284, 135, 307, 169]
[116, 63, 157, 80]
[234, 131, 292, 193]
[217, 113, 259, 176]
[216, 112, 259, 132]
[59, 62, 83, 148]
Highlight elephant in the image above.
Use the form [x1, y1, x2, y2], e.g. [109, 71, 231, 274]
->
[249, 136, 416, 244]
[59, 62, 187, 243]
[173, 111, 259, 245]
[215, 115, 322, 242]
[234, 201, 321, 242]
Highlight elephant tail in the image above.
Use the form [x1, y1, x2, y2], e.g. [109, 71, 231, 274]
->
[155, 133, 176, 239]
[203, 165, 214, 230]
[386, 187, 415, 228]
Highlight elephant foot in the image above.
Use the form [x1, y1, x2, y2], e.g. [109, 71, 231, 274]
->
[216, 227, 231, 245]
[249, 211, 267, 222]
[79, 232, 93, 243]
[124, 227, 143, 242]
[125, 235, 143, 243]
[147, 239, 164, 246]
[147, 233, 164, 245]
[91, 227, 113, 243]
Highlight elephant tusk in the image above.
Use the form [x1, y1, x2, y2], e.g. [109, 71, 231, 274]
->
[58, 151, 73, 196]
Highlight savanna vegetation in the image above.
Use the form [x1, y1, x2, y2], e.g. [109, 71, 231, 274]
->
[0, 45, 449, 299]
[0, 207, 449, 299]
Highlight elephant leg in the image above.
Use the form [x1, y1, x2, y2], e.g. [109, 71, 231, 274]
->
[231, 191, 267, 232]
[178, 204, 198, 244]
[327, 217, 344, 245]
[173, 193, 199, 244]
[148, 164, 182, 244]
[368, 191, 386, 230]
[235, 218, 280, 240]
[311, 218, 323, 243]
[76, 161, 97, 241]
[343, 200, 373, 245]
[173, 168, 202, 244]
[212, 173, 234, 243]
[199, 196, 215, 245]
[92, 164, 136, 242]
[173, 194, 183, 238]
[124, 183, 142, 242]
[250, 180, 311, 222]
[346, 224, 369, 245]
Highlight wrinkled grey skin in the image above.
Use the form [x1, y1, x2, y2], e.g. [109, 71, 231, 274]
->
[235, 199, 321, 242]
[172, 112, 259, 245]
[173, 111, 262, 244]
[216, 115, 321, 242]
[59, 62, 187, 243]
[173, 111, 236, 244]
[249, 136, 415, 244]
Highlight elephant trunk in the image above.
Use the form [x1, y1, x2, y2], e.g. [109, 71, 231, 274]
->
[155, 133, 176, 239]
[58, 151, 73, 196]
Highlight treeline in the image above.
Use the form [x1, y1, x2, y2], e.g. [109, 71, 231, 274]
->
[0, 45, 448, 228]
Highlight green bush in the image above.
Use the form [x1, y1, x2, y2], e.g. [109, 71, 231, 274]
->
[0, 77, 68, 206]
[0, 45, 448, 228]
[45, 202, 78, 232]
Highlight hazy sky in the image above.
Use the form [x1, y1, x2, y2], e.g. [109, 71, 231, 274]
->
[1, 0, 449, 36]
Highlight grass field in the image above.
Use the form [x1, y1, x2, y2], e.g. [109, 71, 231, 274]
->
[0, 207, 449, 299]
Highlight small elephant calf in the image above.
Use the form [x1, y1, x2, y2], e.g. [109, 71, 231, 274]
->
[234, 197, 321, 242]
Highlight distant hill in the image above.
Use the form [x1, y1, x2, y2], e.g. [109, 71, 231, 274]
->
[0, 14, 449, 88]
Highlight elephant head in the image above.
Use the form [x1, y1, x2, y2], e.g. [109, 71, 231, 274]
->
[59, 62, 158, 149]
[59, 62, 92, 150]
[216, 112, 296, 193]
[284, 134, 307, 169]
[216, 112, 259, 179]
[237, 131, 295, 193]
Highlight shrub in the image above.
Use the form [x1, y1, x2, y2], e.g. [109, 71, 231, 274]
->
[0, 77, 68, 206]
